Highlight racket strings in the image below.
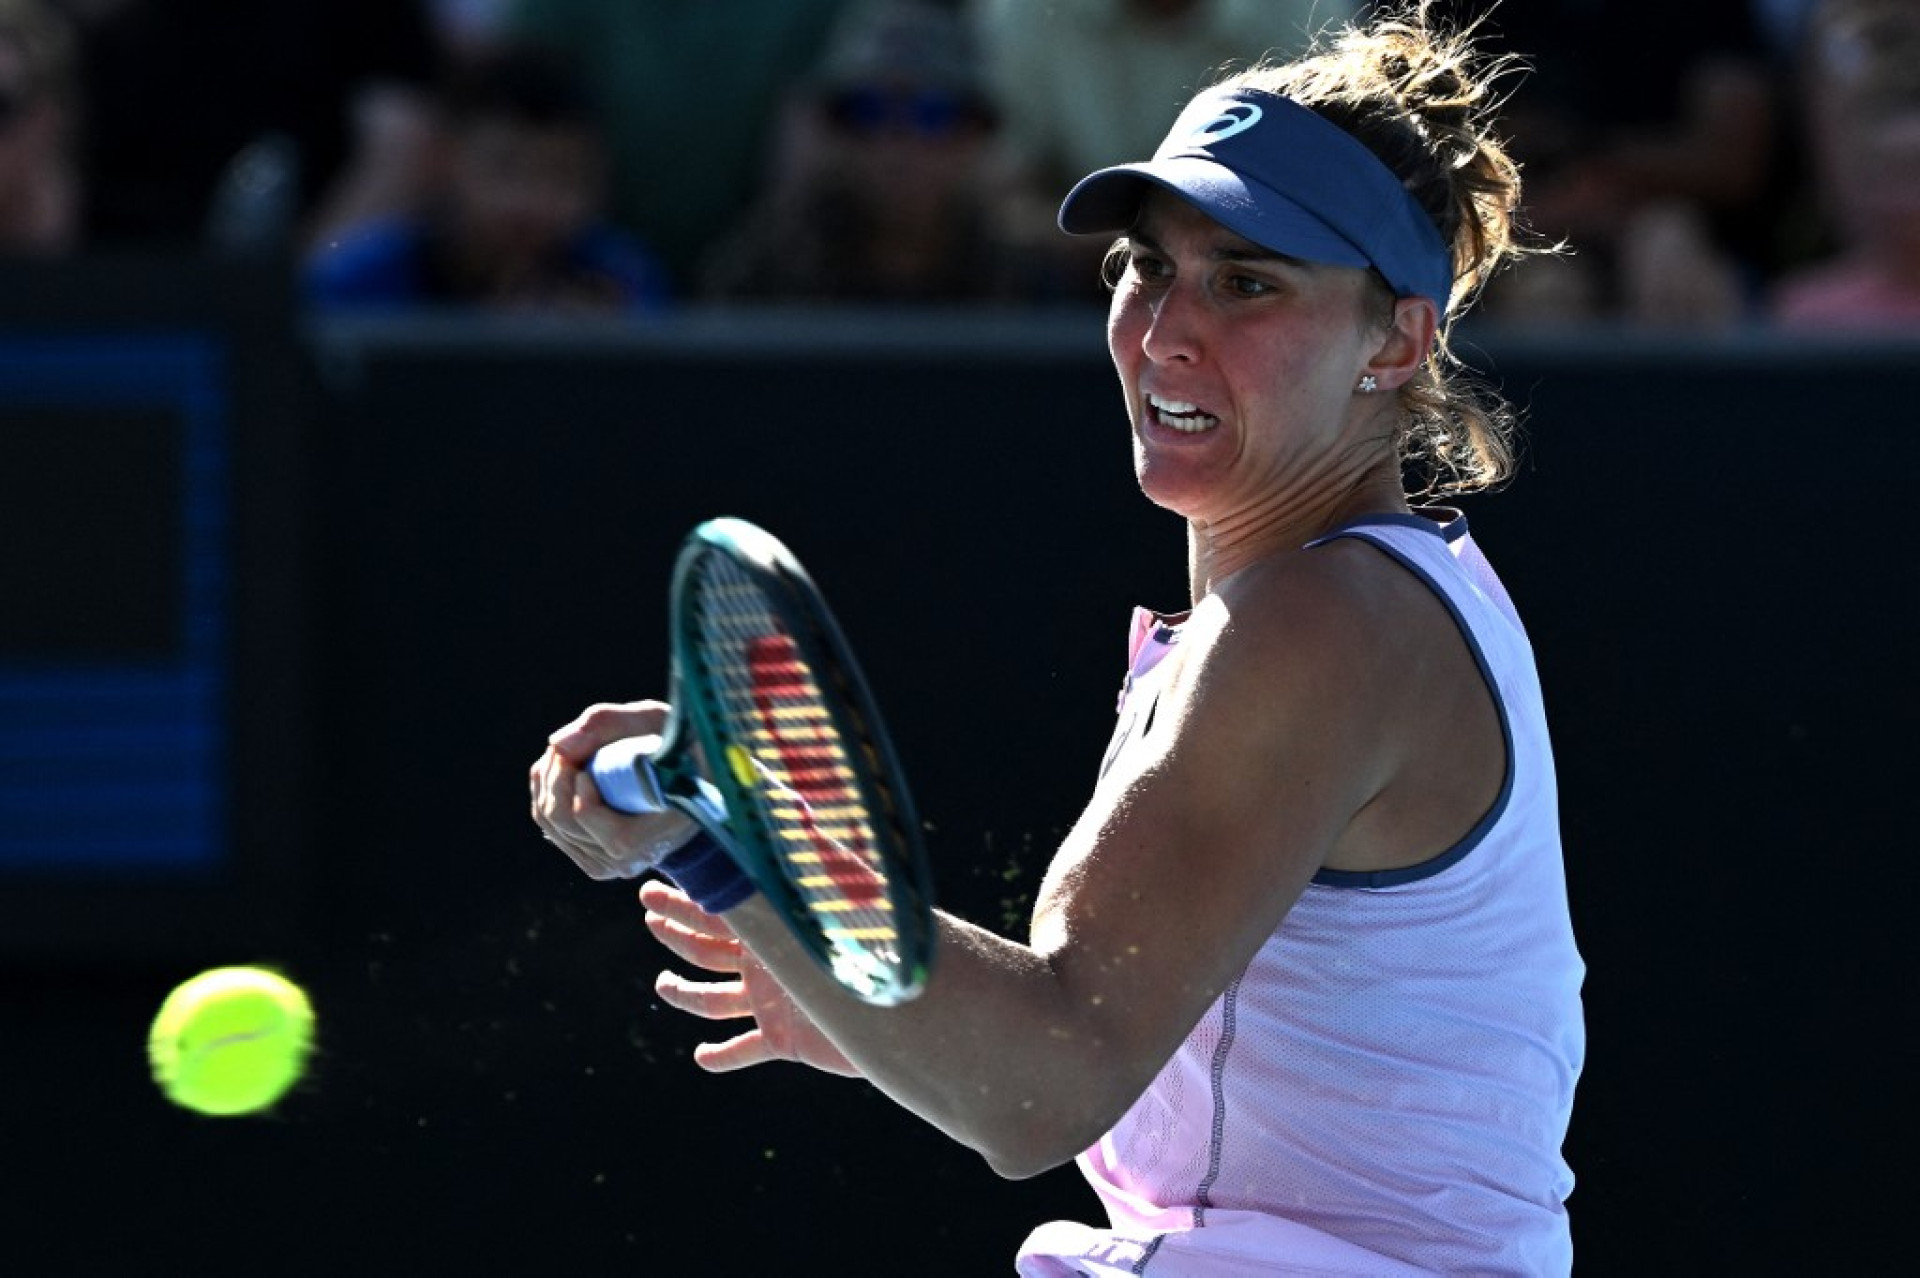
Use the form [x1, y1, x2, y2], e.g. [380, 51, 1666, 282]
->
[690, 559, 906, 983]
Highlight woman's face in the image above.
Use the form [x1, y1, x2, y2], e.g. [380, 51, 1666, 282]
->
[1106, 190, 1390, 526]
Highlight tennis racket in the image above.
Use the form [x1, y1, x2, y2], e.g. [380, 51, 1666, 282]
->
[589, 517, 934, 1007]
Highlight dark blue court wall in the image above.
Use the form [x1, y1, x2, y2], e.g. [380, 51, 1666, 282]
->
[0, 259, 311, 958]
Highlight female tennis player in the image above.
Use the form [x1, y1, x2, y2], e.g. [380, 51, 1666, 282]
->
[531, 5, 1585, 1272]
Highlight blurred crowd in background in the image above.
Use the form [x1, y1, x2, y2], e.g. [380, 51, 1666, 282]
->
[1, 0, 1916, 330]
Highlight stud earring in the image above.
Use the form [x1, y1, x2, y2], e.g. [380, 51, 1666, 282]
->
[1357, 374, 1379, 394]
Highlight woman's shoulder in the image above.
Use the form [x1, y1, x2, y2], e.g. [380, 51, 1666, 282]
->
[1224, 536, 1428, 639]
[1182, 541, 1431, 713]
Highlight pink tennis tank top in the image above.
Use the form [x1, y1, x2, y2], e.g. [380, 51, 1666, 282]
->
[1019, 512, 1585, 1276]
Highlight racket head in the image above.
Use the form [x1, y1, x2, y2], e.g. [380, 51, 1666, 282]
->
[667, 518, 934, 1006]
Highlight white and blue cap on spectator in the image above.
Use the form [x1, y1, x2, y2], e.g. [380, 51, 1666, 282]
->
[1058, 85, 1455, 312]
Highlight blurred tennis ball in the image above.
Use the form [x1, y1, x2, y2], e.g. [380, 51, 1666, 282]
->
[148, 966, 315, 1116]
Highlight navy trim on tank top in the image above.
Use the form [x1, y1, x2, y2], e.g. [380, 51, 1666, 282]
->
[1316, 507, 1468, 544]
[1305, 515, 1516, 889]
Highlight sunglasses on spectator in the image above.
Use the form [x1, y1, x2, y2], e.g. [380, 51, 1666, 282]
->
[825, 86, 993, 138]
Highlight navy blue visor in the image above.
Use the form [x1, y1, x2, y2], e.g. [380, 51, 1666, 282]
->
[1058, 86, 1454, 311]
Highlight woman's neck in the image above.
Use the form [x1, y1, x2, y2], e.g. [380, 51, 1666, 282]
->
[1185, 470, 1410, 602]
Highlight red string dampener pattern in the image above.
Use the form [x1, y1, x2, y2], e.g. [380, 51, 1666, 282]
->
[689, 551, 907, 996]
[738, 637, 901, 969]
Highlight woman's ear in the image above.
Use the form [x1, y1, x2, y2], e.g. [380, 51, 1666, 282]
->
[1364, 296, 1439, 392]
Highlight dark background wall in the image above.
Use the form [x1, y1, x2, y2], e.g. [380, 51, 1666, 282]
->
[1, 280, 1909, 1273]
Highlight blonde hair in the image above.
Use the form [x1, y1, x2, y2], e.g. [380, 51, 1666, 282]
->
[1221, 3, 1535, 495]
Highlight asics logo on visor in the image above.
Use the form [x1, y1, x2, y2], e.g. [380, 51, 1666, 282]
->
[1184, 102, 1262, 146]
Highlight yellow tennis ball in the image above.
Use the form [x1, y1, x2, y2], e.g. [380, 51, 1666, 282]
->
[148, 966, 315, 1117]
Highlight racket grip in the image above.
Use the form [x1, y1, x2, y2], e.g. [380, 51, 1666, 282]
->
[589, 737, 728, 822]
[589, 736, 668, 815]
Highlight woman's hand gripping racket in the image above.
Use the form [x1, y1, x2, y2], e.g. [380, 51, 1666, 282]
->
[588, 518, 934, 1007]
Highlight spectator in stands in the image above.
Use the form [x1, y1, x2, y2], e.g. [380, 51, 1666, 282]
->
[503, 0, 849, 291]
[66, 0, 443, 255]
[0, 0, 77, 255]
[304, 45, 667, 314]
[1454, 0, 1792, 326]
[971, 0, 1359, 299]
[1768, 0, 1920, 330]
[698, 0, 1016, 305]
[425, 0, 517, 69]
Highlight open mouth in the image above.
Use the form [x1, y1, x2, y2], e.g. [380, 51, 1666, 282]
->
[1146, 392, 1220, 434]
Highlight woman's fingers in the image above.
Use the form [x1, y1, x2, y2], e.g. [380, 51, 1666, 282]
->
[655, 968, 751, 1020]
[529, 750, 598, 847]
[653, 968, 743, 1015]
[653, 952, 785, 1072]
[639, 878, 730, 931]
[547, 700, 673, 765]
[530, 743, 696, 880]
[645, 908, 745, 972]
[691, 1031, 782, 1074]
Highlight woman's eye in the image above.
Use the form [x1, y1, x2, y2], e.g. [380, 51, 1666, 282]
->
[1130, 254, 1172, 283]
[1225, 273, 1275, 297]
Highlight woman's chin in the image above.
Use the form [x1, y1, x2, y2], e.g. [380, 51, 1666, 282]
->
[1134, 464, 1214, 520]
